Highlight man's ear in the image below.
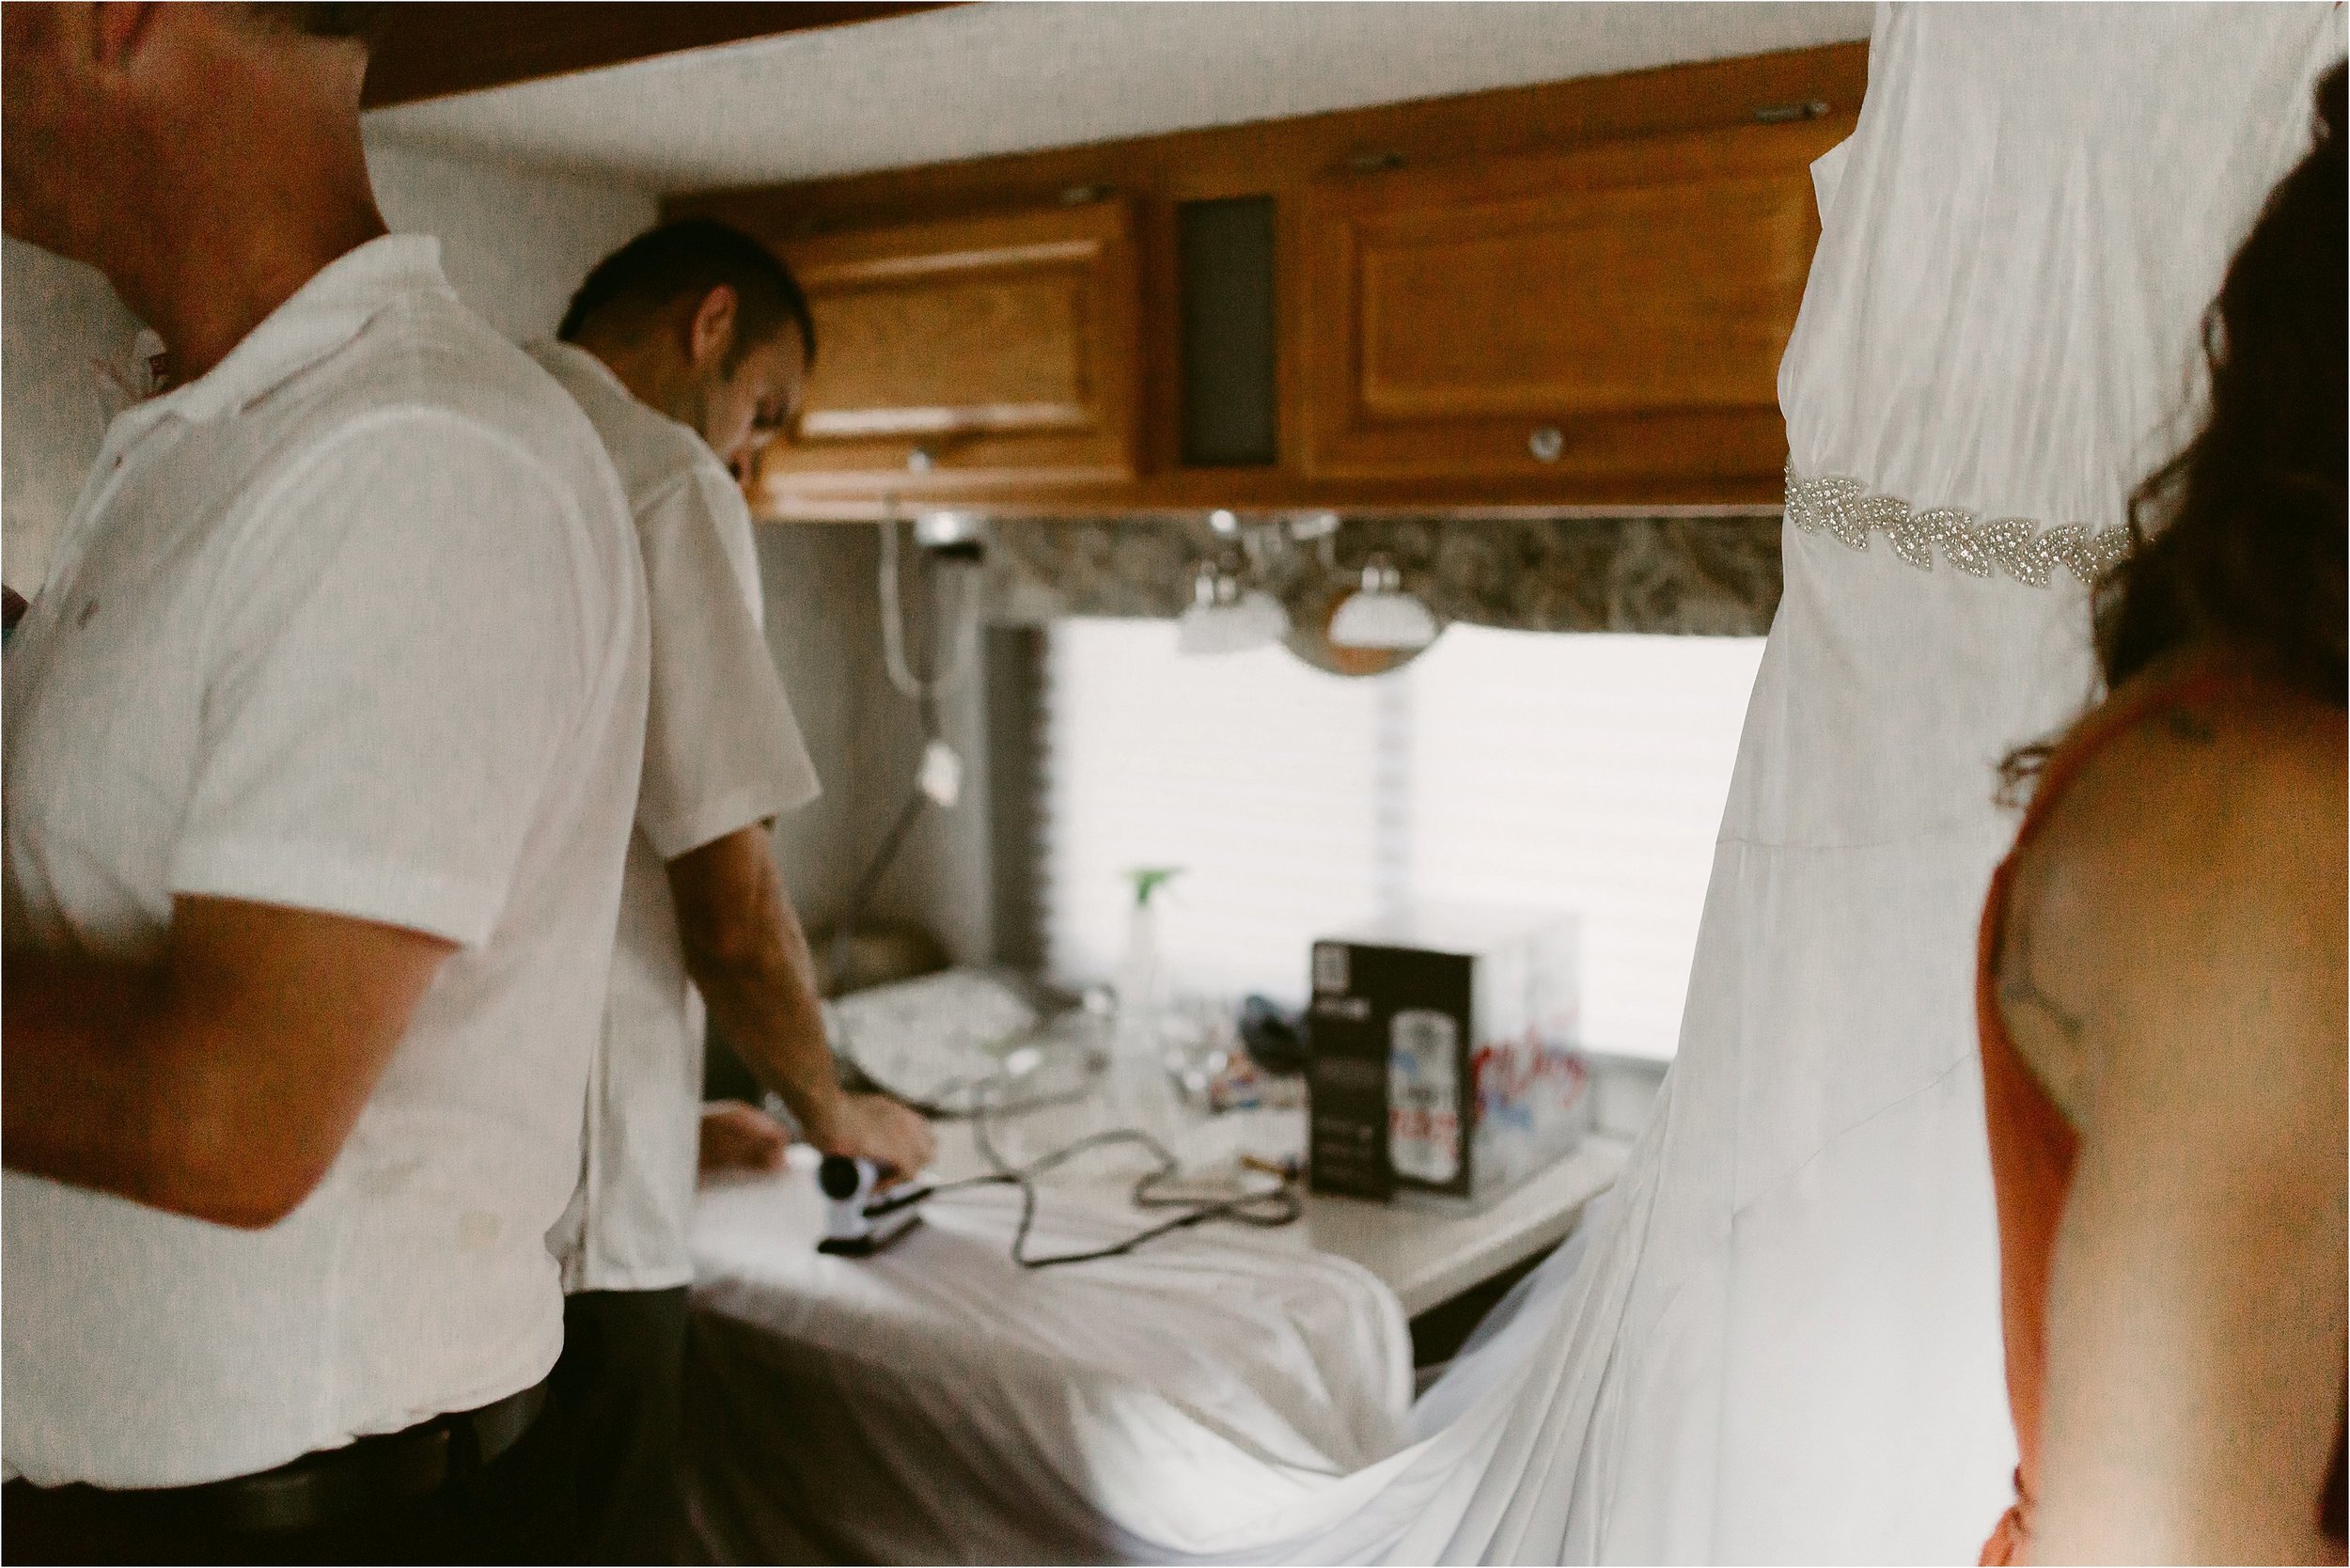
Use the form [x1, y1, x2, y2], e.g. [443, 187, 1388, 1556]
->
[685, 285, 740, 373]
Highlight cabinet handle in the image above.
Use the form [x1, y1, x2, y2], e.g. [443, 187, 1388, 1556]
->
[909, 445, 938, 474]
[1528, 426, 1565, 463]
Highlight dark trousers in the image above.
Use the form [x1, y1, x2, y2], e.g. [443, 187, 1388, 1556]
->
[550, 1285, 693, 1564]
[0, 1394, 580, 1565]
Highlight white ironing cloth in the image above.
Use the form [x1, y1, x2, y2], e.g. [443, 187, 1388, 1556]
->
[684, 1152, 1413, 1564]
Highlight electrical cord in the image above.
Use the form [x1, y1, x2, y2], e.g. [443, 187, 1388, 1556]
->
[876, 506, 980, 704]
[858, 1059, 1301, 1270]
[826, 505, 982, 993]
[835, 1059, 1099, 1124]
[827, 1003, 1103, 1123]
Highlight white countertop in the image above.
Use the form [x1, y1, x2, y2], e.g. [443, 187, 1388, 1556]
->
[1292, 1135, 1627, 1316]
[895, 1088, 1627, 1319]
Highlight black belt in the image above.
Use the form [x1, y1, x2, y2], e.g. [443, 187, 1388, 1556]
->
[17, 1377, 549, 1537]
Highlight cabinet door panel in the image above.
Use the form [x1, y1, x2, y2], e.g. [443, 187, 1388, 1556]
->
[1303, 118, 1848, 491]
[758, 200, 1138, 495]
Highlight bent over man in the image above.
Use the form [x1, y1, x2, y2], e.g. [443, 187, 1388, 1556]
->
[532, 219, 935, 1560]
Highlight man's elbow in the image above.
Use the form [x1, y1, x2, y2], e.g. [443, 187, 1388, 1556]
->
[142, 1122, 336, 1230]
[194, 1168, 325, 1230]
[680, 905, 779, 984]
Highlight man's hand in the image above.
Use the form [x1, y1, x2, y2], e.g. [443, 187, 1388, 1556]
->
[668, 827, 936, 1185]
[697, 1099, 791, 1178]
[800, 1091, 936, 1185]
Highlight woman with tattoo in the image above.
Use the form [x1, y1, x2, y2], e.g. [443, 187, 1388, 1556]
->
[1978, 60, 2346, 1565]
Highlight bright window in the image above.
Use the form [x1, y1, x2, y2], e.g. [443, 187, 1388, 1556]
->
[1036, 621, 1762, 1059]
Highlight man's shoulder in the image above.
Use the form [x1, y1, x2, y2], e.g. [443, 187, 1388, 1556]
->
[234, 293, 615, 530]
[521, 341, 722, 517]
[219, 297, 638, 597]
[335, 297, 613, 469]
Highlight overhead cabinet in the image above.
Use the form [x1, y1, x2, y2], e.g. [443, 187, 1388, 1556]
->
[1298, 118, 1842, 490]
[695, 42, 1867, 515]
[764, 198, 1141, 495]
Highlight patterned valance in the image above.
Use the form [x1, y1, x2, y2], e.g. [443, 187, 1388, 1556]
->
[981, 514, 1784, 637]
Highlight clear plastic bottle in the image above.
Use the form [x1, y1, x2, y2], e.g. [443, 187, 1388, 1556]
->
[1111, 868, 1184, 1147]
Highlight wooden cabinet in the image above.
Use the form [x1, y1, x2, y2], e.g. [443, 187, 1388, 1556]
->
[1298, 117, 1844, 491]
[697, 42, 1869, 516]
[762, 198, 1140, 495]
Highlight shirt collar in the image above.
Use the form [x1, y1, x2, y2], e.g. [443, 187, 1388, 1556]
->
[157, 233, 455, 427]
[530, 337, 634, 402]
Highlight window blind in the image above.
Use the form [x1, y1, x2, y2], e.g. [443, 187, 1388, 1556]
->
[1036, 621, 1762, 1059]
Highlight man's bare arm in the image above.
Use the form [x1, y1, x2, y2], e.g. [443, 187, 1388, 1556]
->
[3, 896, 453, 1228]
[668, 824, 933, 1177]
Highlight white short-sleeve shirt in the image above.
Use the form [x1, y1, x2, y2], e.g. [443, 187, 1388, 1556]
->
[528, 341, 820, 1294]
[1, 237, 650, 1489]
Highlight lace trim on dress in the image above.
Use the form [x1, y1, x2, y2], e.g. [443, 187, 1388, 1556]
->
[1785, 466, 2134, 588]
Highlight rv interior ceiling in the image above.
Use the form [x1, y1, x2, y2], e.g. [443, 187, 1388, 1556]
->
[364, 1, 1875, 190]
[358, 3, 953, 109]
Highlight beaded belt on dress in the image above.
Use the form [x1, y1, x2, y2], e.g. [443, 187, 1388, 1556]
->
[1784, 465, 2133, 588]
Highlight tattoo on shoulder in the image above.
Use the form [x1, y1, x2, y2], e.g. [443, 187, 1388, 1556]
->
[2165, 707, 2217, 745]
[1998, 917, 2086, 1044]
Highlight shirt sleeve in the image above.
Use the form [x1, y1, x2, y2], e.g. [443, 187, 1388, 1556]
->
[631, 460, 821, 863]
[167, 409, 618, 948]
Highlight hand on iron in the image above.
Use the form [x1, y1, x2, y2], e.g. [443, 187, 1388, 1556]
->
[804, 1090, 936, 1188]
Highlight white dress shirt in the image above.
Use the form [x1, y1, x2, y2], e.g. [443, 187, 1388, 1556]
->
[1, 237, 650, 1489]
[528, 340, 821, 1294]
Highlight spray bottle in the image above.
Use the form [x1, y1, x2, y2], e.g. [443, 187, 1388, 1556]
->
[1112, 868, 1183, 1142]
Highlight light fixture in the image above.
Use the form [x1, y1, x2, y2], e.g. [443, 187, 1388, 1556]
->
[913, 510, 982, 547]
[1327, 554, 1438, 651]
[1177, 559, 1288, 655]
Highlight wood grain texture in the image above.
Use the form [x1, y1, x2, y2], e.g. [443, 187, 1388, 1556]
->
[360, 3, 946, 109]
[763, 201, 1141, 492]
[672, 42, 1870, 518]
[1301, 114, 1850, 484]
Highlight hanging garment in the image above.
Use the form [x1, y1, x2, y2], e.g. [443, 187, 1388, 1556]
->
[1254, 8, 2342, 1562]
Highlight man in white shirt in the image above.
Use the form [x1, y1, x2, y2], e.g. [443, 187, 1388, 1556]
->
[533, 220, 935, 1560]
[0, 8, 648, 1560]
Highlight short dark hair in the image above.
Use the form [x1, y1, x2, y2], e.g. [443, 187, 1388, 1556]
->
[557, 218, 816, 368]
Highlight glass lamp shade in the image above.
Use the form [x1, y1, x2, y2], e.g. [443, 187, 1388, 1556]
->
[1176, 562, 1288, 655]
[1327, 557, 1438, 651]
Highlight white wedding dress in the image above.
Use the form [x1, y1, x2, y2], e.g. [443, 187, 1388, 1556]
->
[1249, 8, 2343, 1562]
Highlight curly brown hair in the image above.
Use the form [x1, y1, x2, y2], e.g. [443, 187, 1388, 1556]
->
[2098, 59, 2346, 704]
[2003, 61, 2344, 801]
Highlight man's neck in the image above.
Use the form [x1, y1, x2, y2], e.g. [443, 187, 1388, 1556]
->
[103, 139, 388, 385]
[572, 332, 701, 433]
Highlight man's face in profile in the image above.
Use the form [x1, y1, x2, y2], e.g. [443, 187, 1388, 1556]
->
[692, 321, 807, 475]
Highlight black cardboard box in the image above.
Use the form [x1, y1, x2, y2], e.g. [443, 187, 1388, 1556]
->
[1307, 907, 1586, 1203]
